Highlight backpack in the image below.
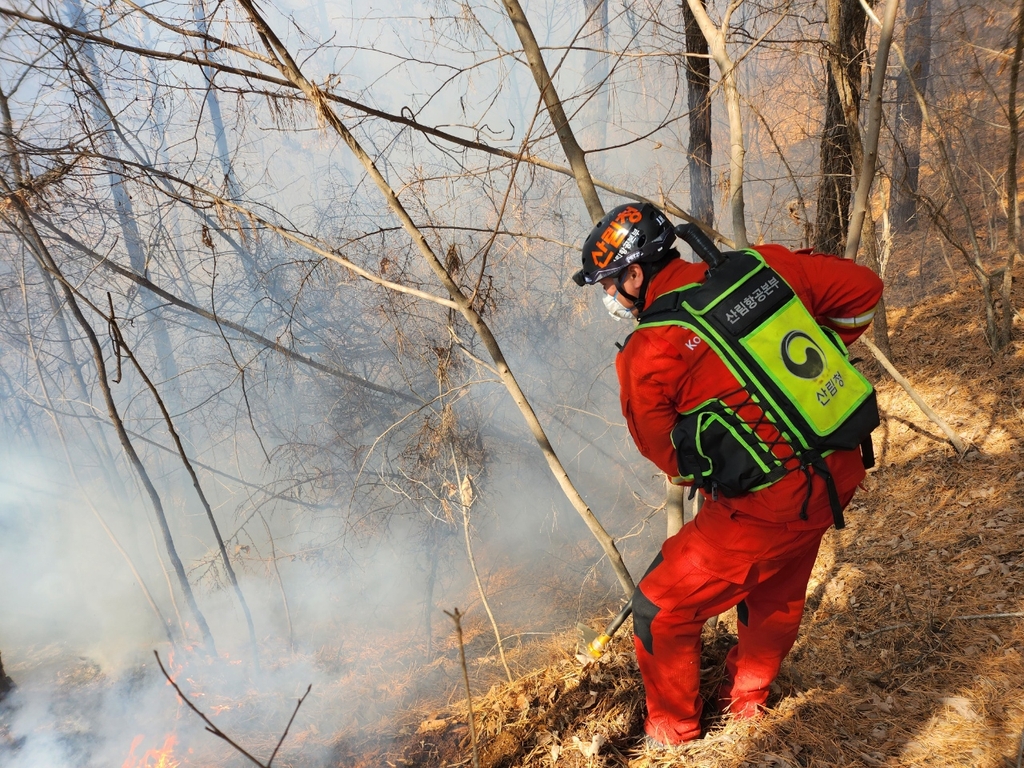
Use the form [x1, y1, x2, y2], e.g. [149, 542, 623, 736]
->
[635, 247, 878, 528]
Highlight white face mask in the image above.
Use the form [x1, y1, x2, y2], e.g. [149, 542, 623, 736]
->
[602, 289, 636, 322]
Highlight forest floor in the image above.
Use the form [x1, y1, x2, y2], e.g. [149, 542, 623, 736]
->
[334, 241, 1024, 768]
[3, 239, 1022, 768]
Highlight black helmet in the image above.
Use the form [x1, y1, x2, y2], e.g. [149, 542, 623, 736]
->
[572, 202, 675, 286]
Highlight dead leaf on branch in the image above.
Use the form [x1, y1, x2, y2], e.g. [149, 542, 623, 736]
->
[459, 475, 474, 507]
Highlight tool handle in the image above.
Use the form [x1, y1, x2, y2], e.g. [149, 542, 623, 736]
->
[675, 223, 725, 269]
[603, 597, 634, 637]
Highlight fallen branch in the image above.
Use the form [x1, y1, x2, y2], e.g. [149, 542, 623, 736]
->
[858, 336, 969, 455]
[154, 650, 310, 768]
[948, 612, 1024, 622]
[859, 612, 1024, 639]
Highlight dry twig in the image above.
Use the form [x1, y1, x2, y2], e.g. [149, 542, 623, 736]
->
[154, 650, 310, 768]
[451, 448, 513, 683]
[859, 612, 1024, 639]
[444, 608, 480, 768]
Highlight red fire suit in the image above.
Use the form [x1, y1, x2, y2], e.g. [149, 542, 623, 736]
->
[616, 244, 883, 745]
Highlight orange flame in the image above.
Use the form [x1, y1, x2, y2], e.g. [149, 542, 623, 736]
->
[122, 733, 180, 768]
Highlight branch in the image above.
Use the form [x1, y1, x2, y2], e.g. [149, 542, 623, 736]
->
[233, 0, 635, 595]
[499, 0, 604, 222]
[0, 5, 724, 236]
[857, 335, 969, 455]
[451, 448, 512, 683]
[154, 651, 310, 768]
[31, 215, 422, 404]
[110, 301, 261, 667]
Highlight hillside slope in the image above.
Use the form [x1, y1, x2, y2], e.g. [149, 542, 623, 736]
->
[342, 267, 1024, 768]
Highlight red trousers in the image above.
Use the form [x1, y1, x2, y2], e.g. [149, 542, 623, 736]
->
[632, 501, 830, 745]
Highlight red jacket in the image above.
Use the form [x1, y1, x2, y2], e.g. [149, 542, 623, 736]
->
[616, 245, 884, 527]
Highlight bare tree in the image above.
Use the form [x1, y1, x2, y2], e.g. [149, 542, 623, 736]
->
[814, 0, 867, 255]
[683, 0, 714, 227]
[227, 0, 636, 595]
[0, 177, 218, 652]
[868, 0, 1019, 350]
[888, 0, 932, 231]
[682, 0, 775, 247]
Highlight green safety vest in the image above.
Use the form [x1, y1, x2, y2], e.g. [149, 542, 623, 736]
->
[635, 250, 879, 528]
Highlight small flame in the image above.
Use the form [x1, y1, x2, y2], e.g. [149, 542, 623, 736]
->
[122, 733, 180, 768]
[164, 649, 184, 682]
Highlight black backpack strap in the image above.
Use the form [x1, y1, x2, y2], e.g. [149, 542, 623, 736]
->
[860, 435, 875, 469]
[637, 288, 690, 326]
[799, 451, 845, 530]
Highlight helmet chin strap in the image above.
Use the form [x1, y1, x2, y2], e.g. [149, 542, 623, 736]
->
[614, 270, 640, 304]
[615, 265, 655, 311]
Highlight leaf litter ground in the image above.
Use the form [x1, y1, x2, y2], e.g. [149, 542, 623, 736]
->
[4, 241, 1021, 768]
[340, 248, 1024, 768]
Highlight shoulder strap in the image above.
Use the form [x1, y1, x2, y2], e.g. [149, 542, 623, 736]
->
[637, 250, 768, 327]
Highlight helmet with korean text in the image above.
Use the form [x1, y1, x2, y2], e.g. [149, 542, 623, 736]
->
[572, 202, 675, 286]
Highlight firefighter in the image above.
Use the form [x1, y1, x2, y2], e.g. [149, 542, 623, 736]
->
[573, 202, 883, 747]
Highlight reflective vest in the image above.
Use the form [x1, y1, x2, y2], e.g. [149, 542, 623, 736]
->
[636, 250, 879, 528]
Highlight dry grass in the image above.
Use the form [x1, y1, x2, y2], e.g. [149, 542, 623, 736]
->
[16, 245, 1019, 768]
[340, 254, 1024, 767]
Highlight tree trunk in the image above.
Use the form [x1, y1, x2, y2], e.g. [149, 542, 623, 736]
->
[842, 0, 898, 357]
[64, 0, 180, 390]
[501, 0, 605, 223]
[682, 0, 714, 226]
[1002, 0, 1024, 348]
[684, 0, 748, 246]
[0, 652, 13, 703]
[888, 0, 931, 232]
[814, 0, 867, 255]
[582, 0, 609, 163]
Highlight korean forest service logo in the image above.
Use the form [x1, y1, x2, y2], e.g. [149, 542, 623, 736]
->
[780, 330, 826, 379]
